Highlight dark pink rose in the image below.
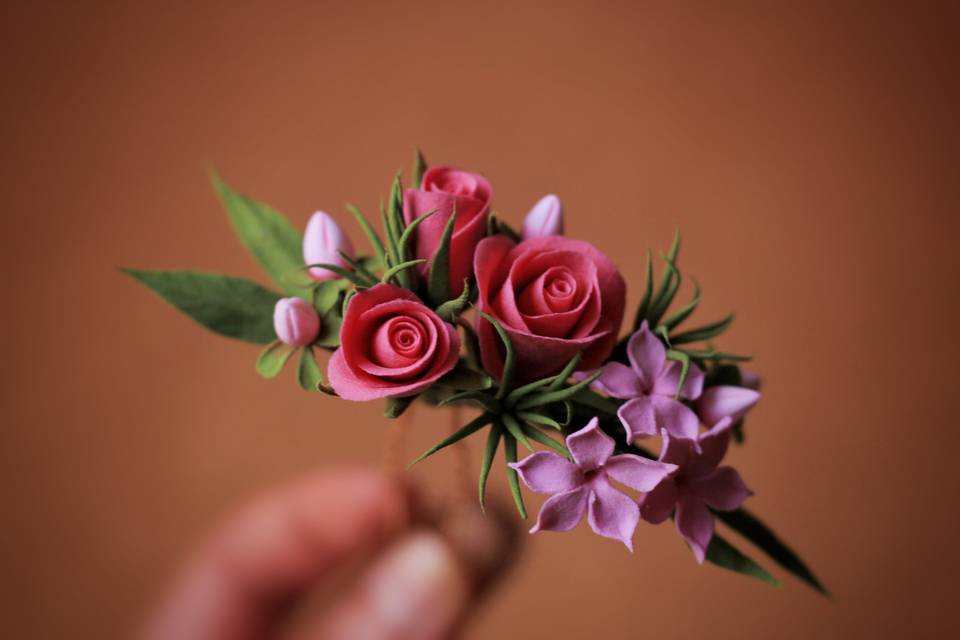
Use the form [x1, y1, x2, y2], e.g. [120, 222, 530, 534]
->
[328, 284, 461, 400]
[403, 166, 492, 298]
[474, 235, 626, 383]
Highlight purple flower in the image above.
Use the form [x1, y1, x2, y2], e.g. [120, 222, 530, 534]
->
[582, 321, 705, 443]
[696, 385, 761, 426]
[639, 418, 752, 563]
[509, 417, 676, 550]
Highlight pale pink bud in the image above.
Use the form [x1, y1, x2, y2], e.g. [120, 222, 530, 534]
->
[273, 297, 320, 346]
[521, 194, 564, 239]
[303, 211, 355, 280]
[697, 386, 761, 426]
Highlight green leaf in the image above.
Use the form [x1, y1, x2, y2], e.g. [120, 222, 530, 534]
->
[571, 388, 621, 416]
[337, 250, 379, 285]
[502, 413, 534, 452]
[476, 311, 516, 400]
[503, 433, 527, 519]
[705, 534, 781, 588]
[311, 280, 342, 315]
[504, 376, 556, 408]
[435, 279, 472, 321]
[680, 348, 751, 363]
[256, 340, 295, 378]
[409, 412, 493, 466]
[670, 314, 735, 345]
[380, 204, 402, 269]
[546, 352, 584, 391]
[297, 346, 324, 391]
[517, 411, 562, 430]
[121, 268, 280, 343]
[341, 288, 357, 318]
[479, 422, 502, 510]
[521, 423, 571, 458]
[381, 259, 427, 285]
[663, 280, 701, 331]
[211, 172, 306, 296]
[647, 253, 681, 327]
[665, 349, 691, 400]
[434, 363, 493, 391]
[412, 148, 427, 187]
[385, 396, 416, 419]
[633, 250, 655, 330]
[715, 508, 828, 595]
[427, 208, 457, 305]
[438, 390, 501, 413]
[515, 370, 602, 411]
[347, 204, 388, 269]
[398, 208, 439, 263]
[302, 263, 371, 288]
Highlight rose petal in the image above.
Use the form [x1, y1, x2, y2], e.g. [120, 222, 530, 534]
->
[638, 477, 679, 524]
[509, 452, 584, 494]
[353, 305, 439, 381]
[586, 477, 640, 551]
[604, 454, 677, 493]
[688, 466, 752, 511]
[697, 386, 761, 425]
[566, 418, 614, 471]
[653, 360, 705, 400]
[675, 494, 714, 564]
[626, 321, 666, 390]
[530, 486, 589, 534]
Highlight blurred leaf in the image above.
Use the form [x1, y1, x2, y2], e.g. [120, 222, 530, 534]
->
[256, 340, 295, 378]
[705, 534, 781, 588]
[337, 250, 379, 285]
[303, 262, 371, 288]
[385, 395, 416, 419]
[297, 346, 324, 391]
[121, 268, 279, 343]
[311, 280, 342, 315]
[435, 363, 493, 391]
[670, 314, 735, 345]
[411, 147, 427, 187]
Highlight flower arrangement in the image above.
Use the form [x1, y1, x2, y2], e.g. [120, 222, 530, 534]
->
[124, 152, 825, 592]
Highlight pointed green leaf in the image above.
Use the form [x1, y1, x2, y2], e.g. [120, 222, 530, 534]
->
[311, 280, 342, 315]
[434, 363, 493, 391]
[435, 279, 472, 321]
[438, 390, 501, 413]
[679, 348, 751, 363]
[412, 148, 427, 187]
[647, 254, 681, 327]
[665, 349, 691, 400]
[517, 411, 562, 430]
[663, 280, 701, 331]
[479, 422, 502, 509]
[256, 340, 295, 378]
[715, 508, 828, 595]
[546, 352, 584, 391]
[297, 346, 324, 391]
[385, 395, 416, 419]
[302, 263, 371, 289]
[121, 268, 280, 343]
[427, 208, 457, 305]
[502, 413, 534, 452]
[211, 172, 307, 296]
[571, 388, 621, 416]
[477, 311, 516, 400]
[346, 204, 388, 268]
[515, 370, 602, 411]
[398, 208, 439, 263]
[341, 288, 357, 318]
[380, 203, 402, 268]
[633, 250, 654, 330]
[521, 424, 571, 458]
[337, 250, 379, 285]
[705, 534, 781, 588]
[409, 412, 493, 466]
[503, 433, 527, 519]
[504, 376, 556, 408]
[670, 314, 735, 345]
[381, 259, 427, 285]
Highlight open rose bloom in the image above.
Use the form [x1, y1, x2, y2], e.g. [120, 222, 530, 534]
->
[128, 153, 824, 593]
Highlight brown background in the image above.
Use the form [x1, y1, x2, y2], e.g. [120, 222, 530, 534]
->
[2, 1, 958, 638]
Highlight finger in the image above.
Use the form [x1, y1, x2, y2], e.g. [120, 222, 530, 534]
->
[143, 466, 411, 640]
[307, 502, 521, 640]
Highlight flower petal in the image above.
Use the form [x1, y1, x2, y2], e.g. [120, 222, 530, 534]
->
[604, 454, 677, 493]
[530, 486, 589, 534]
[509, 451, 584, 494]
[638, 478, 678, 524]
[566, 417, 615, 471]
[675, 494, 714, 564]
[617, 396, 657, 441]
[587, 478, 640, 551]
[626, 321, 666, 390]
[697, 385, 760, 425]
[585, 362, 644, 399]
[688, 466, 752, 511]
[653, 360, 705, 400]
[687, 417, 733, 477]
[651, 395, 701, 440]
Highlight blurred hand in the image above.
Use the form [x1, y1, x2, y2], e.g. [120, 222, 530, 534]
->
[143, 467, 517, 640]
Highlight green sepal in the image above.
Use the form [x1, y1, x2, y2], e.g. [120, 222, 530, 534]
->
[669, 314, 735, 345]
[297, 346, 324, 391]
[398, 208, 439, 263]
[302, 263, 372, 289]
[679, 348, 751, 363]
[663, 279, 701, 331]
[515, 370, 602, 411]
[411, 148, 427, 187]
[476, 311, 515, 400]
[504, 376, 557, 408]
[715, 508, 828, 595]
[256, 340, 295, 378]
[517, 411, 562, 430]
[347, 204, 388, 269]
[521, 424, 571, 459]
[665, 349, 691, 400]
[571, 388, 621, 417]
[426, 208, 456, 305]
[381, 259, 427, 285]
[341, 288, 357, 318]
[503, 433, 527, 519]
[311, 280, 342, 315]
[546, 352, 584, 391]
[435, 363, 493, 391]
[647, 252, 681, 327]
[409, 412, 494, 466]
[438, 390, 501, 413]
[210, 171, 307, 296]
[385, 395, 416, 419]
[633, 251, 654, 330]
[337, 250, 379, 285]
[380, 204, 402, 269]
[502, 413, 534, 452]
[435, 279, 472, 321]
[479, 422, 502, 510]
[121, 268, 280, 344]
[705, 534, 781, 588]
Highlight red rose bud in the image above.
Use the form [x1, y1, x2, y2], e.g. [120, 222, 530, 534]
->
[273, 297, 321, 346]
[327, 284, 461, 400]
[303, 211, 355, 281]
[474, 236, 626, 383]
[522, 194, 564, 239]
[403, 166, 492, 298]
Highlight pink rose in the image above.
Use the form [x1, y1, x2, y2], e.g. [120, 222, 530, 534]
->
[474, 235, 626, 383]
[403, 166, 492, 298]
[327, 284, 461, 400]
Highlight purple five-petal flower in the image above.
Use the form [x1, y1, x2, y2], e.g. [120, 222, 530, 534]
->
[509, 417, 677, 551]
[639, 417, 752, 563]
[581, 321, 705, 444]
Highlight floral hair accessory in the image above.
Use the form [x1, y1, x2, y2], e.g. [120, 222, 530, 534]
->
[122, 150, 826, 594]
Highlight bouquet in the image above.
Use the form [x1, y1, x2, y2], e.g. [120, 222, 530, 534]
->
[124, 152, 825, 592]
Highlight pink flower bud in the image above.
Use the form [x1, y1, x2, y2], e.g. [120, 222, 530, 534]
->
[273, 297, 320, 346]
[521, 194, 564, 239]
[303, 211, 355, 281]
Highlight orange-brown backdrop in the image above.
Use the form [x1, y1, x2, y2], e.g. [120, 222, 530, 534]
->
[2, 1, 958, 638]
